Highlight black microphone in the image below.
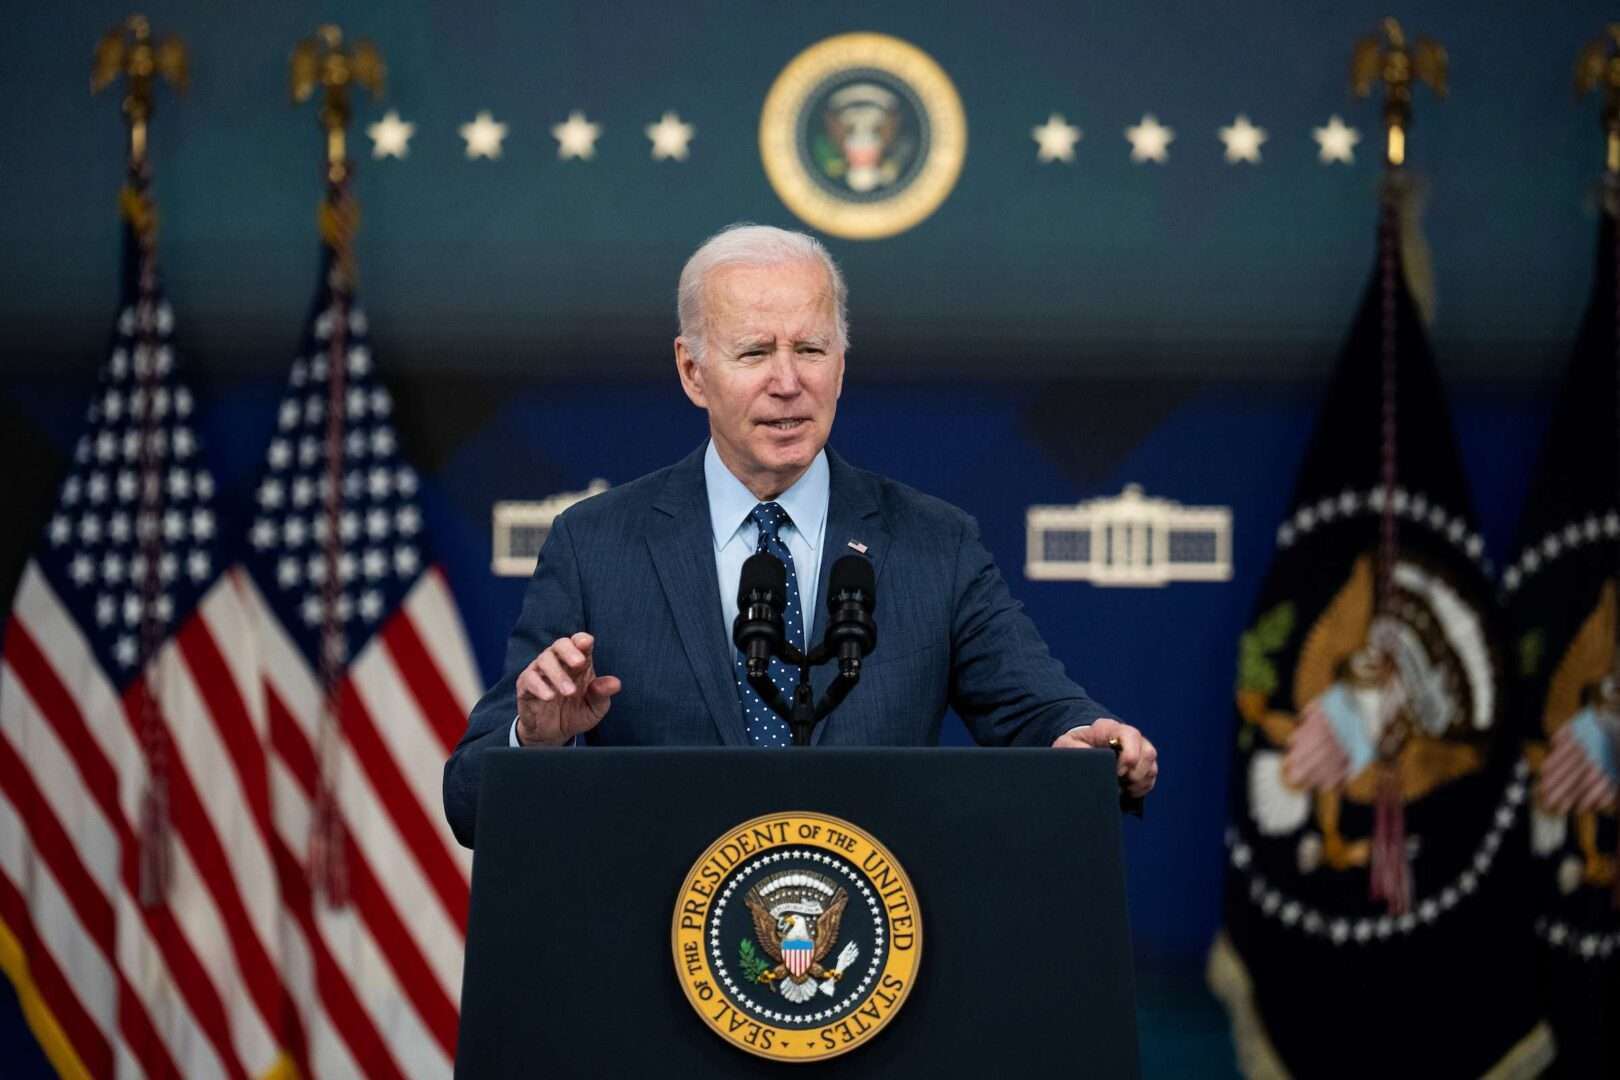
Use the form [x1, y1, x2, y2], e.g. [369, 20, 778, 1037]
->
[733, 551, 787, 678]
[824, 555, 877, 677]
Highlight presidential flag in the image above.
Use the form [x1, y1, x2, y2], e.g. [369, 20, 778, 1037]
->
[1504, 191, 1620, 1076]
[1208, 179, 1549, 1078]
[0, 165, 301, 1078]
[237, 178, 480, 1078]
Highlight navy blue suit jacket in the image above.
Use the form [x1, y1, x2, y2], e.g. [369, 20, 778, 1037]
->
[443, 445, 1113, 847]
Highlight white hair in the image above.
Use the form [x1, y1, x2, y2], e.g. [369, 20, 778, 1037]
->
[676, 223, 849, 362]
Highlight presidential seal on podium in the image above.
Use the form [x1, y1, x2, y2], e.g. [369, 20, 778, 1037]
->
[671, 811, 922, 1061]
[759, 33, 966, 240]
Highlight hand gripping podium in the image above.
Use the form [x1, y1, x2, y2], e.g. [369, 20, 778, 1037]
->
[456, 747, 1141, 1077]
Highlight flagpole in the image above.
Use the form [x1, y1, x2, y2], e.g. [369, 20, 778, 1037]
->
[92, 14, 188, 908]
[1350, 16, 1446, 917]
[291, 23, 384, 908]
[1576, 28, 1620, 908]
[1578, 27, 1620, 666]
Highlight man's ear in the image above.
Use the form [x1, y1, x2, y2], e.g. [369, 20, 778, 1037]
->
[674, 337, 707, 409]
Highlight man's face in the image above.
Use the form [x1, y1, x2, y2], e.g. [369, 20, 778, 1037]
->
[675, 258, 845, 499]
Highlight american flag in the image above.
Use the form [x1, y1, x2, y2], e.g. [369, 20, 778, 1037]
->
[0, 168, 480, 1077]
[237, 223, 479, 1076]
[0, 169, 302, 1078]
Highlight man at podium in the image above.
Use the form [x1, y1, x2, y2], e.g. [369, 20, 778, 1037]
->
[444, 224, 1158, 847]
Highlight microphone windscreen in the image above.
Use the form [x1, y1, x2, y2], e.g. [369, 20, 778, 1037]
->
[827, 555, 876, 613]
[738, 551, 787, 607]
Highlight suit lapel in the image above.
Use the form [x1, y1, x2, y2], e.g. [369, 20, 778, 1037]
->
[647, 447, 749, 746]
[809, 450, 890, 745]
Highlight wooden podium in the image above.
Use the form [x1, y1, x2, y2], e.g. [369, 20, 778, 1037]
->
[456, 747, 1141, 1077]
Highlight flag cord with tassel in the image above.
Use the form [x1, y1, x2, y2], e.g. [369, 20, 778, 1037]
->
[311, 162, 358, 909]
[129, 159, 172, 908]
[1609, 170, 1620, 908]
[1369, 178, 1412, 916]
[296, 22, 381, 908]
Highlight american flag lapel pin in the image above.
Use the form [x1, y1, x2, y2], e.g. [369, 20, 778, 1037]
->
[847, 539, 868, 555]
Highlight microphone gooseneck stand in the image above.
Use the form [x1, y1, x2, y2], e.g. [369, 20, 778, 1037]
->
[734, 553, 877, 746]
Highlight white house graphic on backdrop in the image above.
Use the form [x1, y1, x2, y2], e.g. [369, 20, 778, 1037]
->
[491, 479, 611, 576]
[1025, 484, 1232, 587]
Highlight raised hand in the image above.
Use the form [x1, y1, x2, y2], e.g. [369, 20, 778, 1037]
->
[515, 632, 622, 746]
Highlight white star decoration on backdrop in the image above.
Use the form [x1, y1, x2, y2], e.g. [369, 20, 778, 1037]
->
[1218, 115, 1267, 163]
[1313, 115, 1361, 164]
[553, 111, 602, 160]
[347, 108, 1370, 168]
[1125, 114, 1174, 163]
[367, 110, 415, 159]
[459, 111, 508, 159]
[645, 111, 695, 160]
[1031, 113, 1082, 163]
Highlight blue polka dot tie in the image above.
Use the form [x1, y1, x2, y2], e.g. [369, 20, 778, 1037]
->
[735, 502, 802, 746]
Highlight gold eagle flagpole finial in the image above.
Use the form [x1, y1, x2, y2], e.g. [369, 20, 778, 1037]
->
[91, 14, 188, 168]
[290, 24, 384, 287]
[1575, 24, 1620, 176]
[1351, 16, 1447, 169]
[290, 24, 385, 179]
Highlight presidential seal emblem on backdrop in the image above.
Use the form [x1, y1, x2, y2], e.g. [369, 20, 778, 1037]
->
[759, 33, 966, 240]
[671, 812, 921, 1062]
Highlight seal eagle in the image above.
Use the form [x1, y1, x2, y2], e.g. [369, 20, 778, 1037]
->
[744, 871, 858, 1003]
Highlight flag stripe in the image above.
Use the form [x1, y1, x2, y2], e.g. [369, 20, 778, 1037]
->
[0, 780, 117, 1074]
[256, 597, 467, 1013]
[269, 755, 449, 1080]
[2, 616, 126, 859]
[179, 600, 273, 830]
[0, 737, 118, 968]
[115, 865, 240, 1080]
[9, 596, 250, 1080]
[116, 666, 282, 1076]
[267, 688, 460, 1062]
[172, 612, 308, 1061]
[0, 860, 110, 1078]
[1, 622, 180, 1080]
[402, 569, 481, 714]
[334, 677, 470, 930]
[269, 835, 410, 1080]
[252, 579, 469, 977]
[0, 672, 119, 954]
[11, 581, 241, 1079]
[351, 630, 473, 876]
[270, 881, 366, 1080]
[379, 612, 466, 754]
[117, 967, 181, 1080]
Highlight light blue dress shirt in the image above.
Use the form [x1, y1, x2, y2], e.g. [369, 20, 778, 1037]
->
[704, 439, 829, 643]
[511, 442, 830, 745]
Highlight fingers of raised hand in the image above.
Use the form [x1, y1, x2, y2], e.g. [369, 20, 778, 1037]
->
[541, 635, 598, 694]
[516, 664, 553, 704]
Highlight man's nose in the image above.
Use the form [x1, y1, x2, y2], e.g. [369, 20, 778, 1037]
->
[766, 350, 802, 394]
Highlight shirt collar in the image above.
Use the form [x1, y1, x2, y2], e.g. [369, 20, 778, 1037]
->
[704, 440, 829, 553]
